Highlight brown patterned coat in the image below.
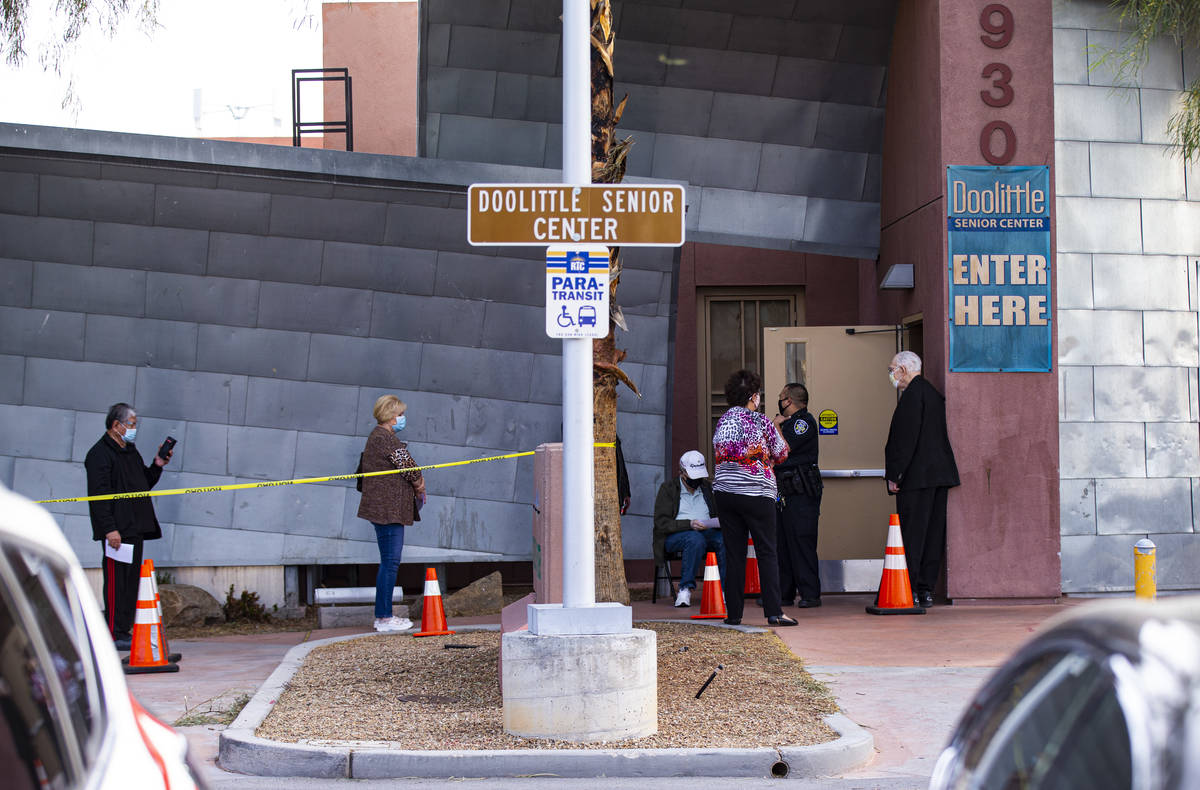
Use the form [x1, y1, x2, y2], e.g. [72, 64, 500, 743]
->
[356, 425, 424, 525]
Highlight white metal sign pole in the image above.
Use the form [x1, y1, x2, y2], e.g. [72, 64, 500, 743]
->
[503, 4, 649, 743]
[560, 0, 594, 609]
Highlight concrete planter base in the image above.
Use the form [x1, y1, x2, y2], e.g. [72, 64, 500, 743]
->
[217, 627, 874, 779]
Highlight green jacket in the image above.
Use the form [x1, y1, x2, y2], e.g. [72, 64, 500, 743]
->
[652, 476, 717, 564]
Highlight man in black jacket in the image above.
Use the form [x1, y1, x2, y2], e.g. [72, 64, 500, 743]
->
[885, 352, 960, 608]
[653, 451, 723, 607]
[616, 435, 631, 515]
[85, 403, 171, 649]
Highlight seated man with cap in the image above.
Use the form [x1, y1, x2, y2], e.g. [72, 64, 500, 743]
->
[653, 450, 725, 607]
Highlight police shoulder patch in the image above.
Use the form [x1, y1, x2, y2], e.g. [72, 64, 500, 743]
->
[795, 420, 808, 435]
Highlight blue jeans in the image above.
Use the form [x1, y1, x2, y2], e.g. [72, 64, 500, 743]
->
[372, 523, 406, 618]
[664, 528, 725, 590]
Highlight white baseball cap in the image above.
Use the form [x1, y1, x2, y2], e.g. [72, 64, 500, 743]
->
[679, 450, 708, 480]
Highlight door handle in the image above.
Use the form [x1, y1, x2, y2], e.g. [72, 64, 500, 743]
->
[820, 469, 885, 478]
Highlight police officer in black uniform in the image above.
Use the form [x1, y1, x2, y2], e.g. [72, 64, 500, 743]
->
[773, 382, 823, 608]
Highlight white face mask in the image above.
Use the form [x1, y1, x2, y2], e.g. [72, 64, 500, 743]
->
[889, 371, 899, 388]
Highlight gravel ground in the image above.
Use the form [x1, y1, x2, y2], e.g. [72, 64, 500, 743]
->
[256, 622, 839, 749]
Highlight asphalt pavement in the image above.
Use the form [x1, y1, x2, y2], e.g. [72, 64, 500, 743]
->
[126, 593, 1081, 788]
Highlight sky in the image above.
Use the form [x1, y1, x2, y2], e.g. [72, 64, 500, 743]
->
[0, 0, 323, 139]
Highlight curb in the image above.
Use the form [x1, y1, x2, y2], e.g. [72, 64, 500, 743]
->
[218, 625, 874, 780]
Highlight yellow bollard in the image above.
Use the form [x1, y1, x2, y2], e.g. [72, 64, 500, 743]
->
[1134, 539, 1156, 600]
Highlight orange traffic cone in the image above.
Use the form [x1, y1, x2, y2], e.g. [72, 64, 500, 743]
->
[123, 560, 182, 667]
[691, 551, 728, 620]
[866, 514, 926, 615]
[744, 537, 761, 596]
[125, 560, 180, 673]
[147, 561, 182, 663]
[413, 567, 456, 637]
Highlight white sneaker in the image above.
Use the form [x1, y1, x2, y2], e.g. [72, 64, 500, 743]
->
[674, 588, 692, 607]
[374, 616, 412, 632]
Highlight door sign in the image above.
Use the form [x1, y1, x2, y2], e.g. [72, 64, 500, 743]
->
[818, 409, 839, 435]
[546, 246, 610, 339]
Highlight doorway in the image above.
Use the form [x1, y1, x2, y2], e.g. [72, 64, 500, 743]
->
[763, 325, 901, 592]
[901, 313, 924, 360]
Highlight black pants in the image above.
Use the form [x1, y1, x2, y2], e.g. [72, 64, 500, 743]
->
[101, 538, 144, 640]
[896, 486, 948, 595]
[714, 491, 783, 620]
[777, 491, 821, 602]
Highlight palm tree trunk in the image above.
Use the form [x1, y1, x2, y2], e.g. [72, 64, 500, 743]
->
[592, 350, 626, 604]
[590, 0, 634, 604]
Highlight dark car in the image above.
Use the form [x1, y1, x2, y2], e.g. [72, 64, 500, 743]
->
[930, 597, 1200, 790]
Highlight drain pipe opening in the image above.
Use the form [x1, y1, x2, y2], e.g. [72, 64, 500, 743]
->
[770, 760, 790, 778]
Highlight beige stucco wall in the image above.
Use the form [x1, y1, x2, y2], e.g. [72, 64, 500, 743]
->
[323, 1, 419, 156]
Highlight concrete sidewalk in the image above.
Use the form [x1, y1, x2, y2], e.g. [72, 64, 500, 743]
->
[126, 594, 1080, 786]
[767, 594, 1082, 783]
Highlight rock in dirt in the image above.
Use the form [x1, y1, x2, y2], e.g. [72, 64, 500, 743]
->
[441, 571, 504, 618]
[159, 583, 225, 627]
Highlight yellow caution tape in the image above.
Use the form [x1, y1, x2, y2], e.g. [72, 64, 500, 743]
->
[34, 442, 618, 504]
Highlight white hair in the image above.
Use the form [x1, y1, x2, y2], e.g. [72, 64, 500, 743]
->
[893, 350, 922, 373]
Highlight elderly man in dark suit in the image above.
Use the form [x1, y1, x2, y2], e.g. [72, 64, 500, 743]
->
[885, 351, 960, 608]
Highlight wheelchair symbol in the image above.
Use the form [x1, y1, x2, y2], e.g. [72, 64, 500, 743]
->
[556, 306, 574, 327]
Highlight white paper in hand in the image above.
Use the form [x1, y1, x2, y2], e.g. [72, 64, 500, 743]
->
[104, 542, 134, 564]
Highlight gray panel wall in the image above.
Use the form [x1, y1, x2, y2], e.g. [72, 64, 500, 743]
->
[423, 0, 893, 258]
[1054, 0, 1200, 592]
[0, 128, 668, 569]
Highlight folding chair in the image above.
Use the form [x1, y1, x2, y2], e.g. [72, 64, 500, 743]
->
[652, 551, 683, 603]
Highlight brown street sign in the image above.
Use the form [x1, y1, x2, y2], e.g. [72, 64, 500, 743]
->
[468, 183, 685, 247]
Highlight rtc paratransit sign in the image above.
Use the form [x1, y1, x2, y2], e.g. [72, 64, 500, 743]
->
[545, 246, 609, 339]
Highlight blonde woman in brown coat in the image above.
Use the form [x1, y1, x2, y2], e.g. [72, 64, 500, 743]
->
[357, 394, 425, 632]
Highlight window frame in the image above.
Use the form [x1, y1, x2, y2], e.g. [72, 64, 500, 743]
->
[695, 288, 803, 464]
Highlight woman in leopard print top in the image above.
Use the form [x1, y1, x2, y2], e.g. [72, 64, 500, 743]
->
[357, 394, 425, 632]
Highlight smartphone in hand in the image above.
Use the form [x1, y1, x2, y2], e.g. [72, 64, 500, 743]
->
[157, 436, 177, 461]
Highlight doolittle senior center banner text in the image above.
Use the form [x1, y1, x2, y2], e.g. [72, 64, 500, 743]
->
[947, 165, 1052, 372]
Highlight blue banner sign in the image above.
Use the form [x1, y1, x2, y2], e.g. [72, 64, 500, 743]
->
[946, 165, 1052, 372]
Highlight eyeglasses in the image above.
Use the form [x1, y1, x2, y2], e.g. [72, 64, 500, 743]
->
[887, 366, 899, 373]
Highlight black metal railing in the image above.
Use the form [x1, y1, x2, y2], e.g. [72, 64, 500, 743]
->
[291, 68, 353, 151]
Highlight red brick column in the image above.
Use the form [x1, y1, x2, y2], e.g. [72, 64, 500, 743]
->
[877, 0, 1060, 601]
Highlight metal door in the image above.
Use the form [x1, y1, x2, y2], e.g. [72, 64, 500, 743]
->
[763, 325, 899, 592]
[698, 292, 800, 465]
